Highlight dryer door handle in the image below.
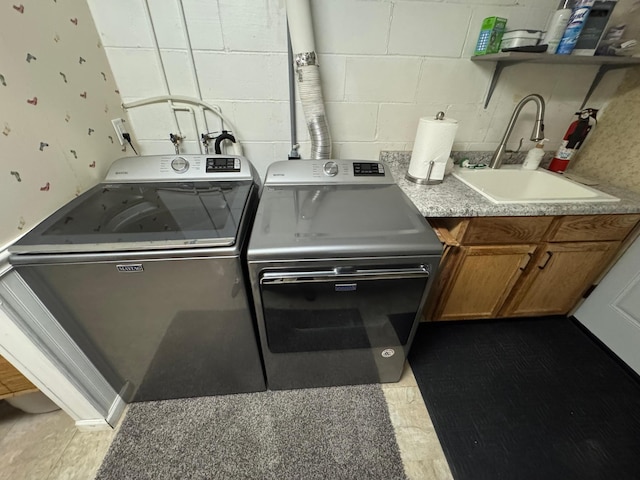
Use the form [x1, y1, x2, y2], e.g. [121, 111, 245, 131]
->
[260, 265, 429, 284]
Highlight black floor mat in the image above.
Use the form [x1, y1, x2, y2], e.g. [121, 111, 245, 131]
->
[409, 317, 640, 480]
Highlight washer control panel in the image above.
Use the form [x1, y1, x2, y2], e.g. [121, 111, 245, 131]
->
[105, 154, 254, 182]
[206, 157, 241, 173]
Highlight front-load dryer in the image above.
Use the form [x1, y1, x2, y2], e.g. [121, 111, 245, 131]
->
[247, 159, 443, 390]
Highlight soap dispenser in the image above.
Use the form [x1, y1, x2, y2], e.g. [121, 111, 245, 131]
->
[522, 139, 547, 170]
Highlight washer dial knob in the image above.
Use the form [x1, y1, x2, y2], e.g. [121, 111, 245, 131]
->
[323, 161, 339, 177]
[171, 156, 189, 173]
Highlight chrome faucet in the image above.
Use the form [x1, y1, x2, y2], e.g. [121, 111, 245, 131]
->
[489, 94, 546, 169]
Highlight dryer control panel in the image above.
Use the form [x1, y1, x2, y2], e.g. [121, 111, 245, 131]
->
[353, 162, 385, 176]
[265, 160, 392, 186]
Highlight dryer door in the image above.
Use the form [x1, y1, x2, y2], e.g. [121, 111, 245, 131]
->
[259, 265, 430, 354]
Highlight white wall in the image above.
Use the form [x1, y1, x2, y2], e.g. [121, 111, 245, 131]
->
[0, 1, 132, 249]
[87, 0, 628, 178]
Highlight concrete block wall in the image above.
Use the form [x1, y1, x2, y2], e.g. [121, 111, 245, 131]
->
[87, 0, 627, 177]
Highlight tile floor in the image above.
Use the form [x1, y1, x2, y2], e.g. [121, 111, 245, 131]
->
[382, 366, 453, 480]
[0, 365, 452, 480]
[0, 400, 119, 480]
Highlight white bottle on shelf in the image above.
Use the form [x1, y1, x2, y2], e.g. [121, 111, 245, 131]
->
[522, 139, 548, 170]
[542, 0, 574, 54]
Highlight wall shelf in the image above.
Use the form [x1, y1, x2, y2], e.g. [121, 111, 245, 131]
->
[471, 52, 640, 109]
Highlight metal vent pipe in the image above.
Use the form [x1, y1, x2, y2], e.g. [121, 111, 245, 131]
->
[285, 0, 332, 160]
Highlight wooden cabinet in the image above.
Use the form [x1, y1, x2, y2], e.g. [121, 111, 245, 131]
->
[501, 241, 618, 317]
[434, 244, 536, 320]
[0, 354, 38, 400]
[427, 214, 640, 321]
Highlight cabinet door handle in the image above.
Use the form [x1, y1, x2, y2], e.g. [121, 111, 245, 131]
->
[538, 251, 553, 270]
[519, 252, 534, 271]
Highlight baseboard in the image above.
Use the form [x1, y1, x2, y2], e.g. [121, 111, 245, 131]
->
[106, 391, 127, 428]
[75, 418, 113, 431]
[75, 393, 127, 431]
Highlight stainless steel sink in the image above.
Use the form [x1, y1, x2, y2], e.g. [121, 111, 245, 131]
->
[452, 166, 619, 204]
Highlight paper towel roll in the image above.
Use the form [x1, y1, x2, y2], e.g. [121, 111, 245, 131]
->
[408, 116, 458, 183]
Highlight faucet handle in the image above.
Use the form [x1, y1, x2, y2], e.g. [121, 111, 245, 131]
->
[506, 137, 524, 154]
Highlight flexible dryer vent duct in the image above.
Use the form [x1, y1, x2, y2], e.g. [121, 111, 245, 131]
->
[285, 0, 332, 160]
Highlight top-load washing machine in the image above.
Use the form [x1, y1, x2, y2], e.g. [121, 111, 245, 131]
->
[10, 154, 266, 402]
[247, 159, 443, 390]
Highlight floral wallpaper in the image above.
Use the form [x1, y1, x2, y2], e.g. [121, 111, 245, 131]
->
[570, 67, 640, 194]
[0, 0, 131, 249]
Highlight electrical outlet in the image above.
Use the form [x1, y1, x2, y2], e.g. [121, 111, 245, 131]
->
[111, 118, 126, 145]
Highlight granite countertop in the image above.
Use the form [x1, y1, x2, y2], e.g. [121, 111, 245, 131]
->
[381, 152, 640, 218]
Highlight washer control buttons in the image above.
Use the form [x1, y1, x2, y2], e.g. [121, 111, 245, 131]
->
[323, 161, 339, 177]
[171, 156, 189, 173]
[206, 157, 241, 172]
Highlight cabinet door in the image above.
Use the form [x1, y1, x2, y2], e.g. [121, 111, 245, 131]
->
[434, 245, 537, 321]
[501, 241, 619, 318]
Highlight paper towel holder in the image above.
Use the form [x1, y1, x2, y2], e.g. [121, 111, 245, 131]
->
[406, 160, 438, 185]
[405, 111, 450, 185]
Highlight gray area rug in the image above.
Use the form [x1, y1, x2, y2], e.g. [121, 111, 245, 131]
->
[95, 384, 407, 480]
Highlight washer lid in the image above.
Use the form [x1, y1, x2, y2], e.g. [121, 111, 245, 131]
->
[12, 180, 254, 254]
[248, 183, 442, 260]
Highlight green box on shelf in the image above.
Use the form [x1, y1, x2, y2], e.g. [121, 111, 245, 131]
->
[474, 17, 508, 55]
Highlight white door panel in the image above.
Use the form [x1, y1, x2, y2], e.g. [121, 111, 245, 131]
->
[614, 273, 640, 322]
[576, 237, 640, 375]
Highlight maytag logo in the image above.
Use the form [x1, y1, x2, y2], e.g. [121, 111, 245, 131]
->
[117, 264, 143, 273]
[114, 171, 128, 175]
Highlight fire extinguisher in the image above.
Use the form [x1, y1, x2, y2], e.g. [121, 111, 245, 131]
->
[548, 108, 598, 173]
